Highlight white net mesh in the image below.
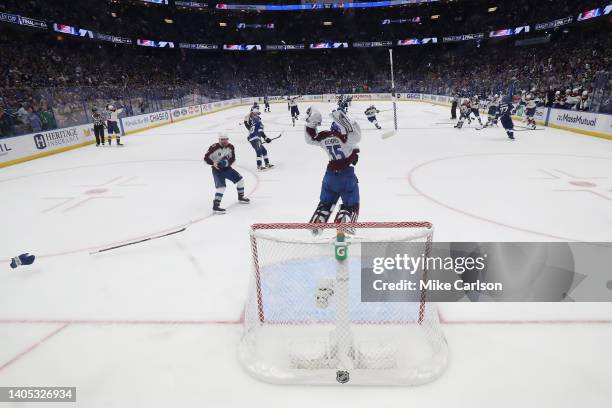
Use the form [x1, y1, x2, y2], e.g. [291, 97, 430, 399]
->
[239, 222, 448, 385]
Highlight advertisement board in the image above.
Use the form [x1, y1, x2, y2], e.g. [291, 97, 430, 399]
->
[0, 124, 95, 167]
[170, 105, 203, 122]
[547, 109, 611, 138]
[121, 110, 172, 134]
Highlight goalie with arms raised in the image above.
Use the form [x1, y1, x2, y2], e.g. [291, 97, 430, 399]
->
[304, 107, 361, 233]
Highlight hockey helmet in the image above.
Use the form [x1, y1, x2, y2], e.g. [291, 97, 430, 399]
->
[218, 134, 230, 145]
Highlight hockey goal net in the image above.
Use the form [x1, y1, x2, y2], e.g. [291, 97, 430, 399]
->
[239, 222, 448, 386]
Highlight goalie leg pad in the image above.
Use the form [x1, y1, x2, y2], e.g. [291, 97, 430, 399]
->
[334, 204, 359, 224]
[309, 202, 333, 224]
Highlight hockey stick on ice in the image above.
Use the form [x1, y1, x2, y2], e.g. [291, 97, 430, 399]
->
[514, 125, 544, 131]
[90, 222, 190, 254]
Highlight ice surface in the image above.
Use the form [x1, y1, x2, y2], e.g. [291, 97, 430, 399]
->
[1, 101, 611, 406]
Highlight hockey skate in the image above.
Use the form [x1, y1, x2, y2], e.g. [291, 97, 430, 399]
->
[238, 193, 250, 204]
[213, 199, 226, 214]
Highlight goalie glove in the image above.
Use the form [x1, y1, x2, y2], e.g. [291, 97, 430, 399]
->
[305, 107, 322, 128]
[10, 253, 36, 269]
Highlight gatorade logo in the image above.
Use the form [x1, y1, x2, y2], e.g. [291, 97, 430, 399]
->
[335, 245, 347, 261]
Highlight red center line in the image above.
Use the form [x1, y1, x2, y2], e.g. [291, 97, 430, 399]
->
[0, 323, 70, 373]
[0, 319, 241, 325]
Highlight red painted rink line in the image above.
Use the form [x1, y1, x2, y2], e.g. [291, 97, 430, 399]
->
[407, 152, 612, 242]
[0, 323, 70, 373]
[0, 317, 610, 326]
[1, 316, 609, 374]
[0, 160, 260, 262]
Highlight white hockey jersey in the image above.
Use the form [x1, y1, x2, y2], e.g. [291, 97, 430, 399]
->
[107, 108, 123, 122]
[305, 117, 361, 171]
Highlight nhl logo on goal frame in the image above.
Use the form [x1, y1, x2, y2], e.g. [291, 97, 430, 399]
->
[336, 370, 350, 384]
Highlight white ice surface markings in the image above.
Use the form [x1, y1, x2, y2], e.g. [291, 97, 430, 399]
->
[0, 101, 611, 407]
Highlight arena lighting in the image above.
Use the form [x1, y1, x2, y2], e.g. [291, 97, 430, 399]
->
[430, 14, 439, 19]
[488, 6, 497, 12]
[110, 12, 118, 17]
[323, 21, 333, 26]
[219, 22, 227, 27]
[164, 18, 174, 23]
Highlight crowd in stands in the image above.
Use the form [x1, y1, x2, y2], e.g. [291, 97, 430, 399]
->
[0, 3, 609, 137]
[0, 0, 604, 44]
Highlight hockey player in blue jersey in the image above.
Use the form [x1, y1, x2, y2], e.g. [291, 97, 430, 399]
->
[499, 96, 516, 140]
[247, 110, 274, 170]
[263, 96, 270, 112]
[304, 107, 361, 232]
[337, 95, 349, 113]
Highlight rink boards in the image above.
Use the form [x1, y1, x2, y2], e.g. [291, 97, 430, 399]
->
[1, 93, 610, 168]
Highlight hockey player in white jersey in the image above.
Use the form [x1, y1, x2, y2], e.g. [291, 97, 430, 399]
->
[469, 95, 483, 126]
[524, 94, 539, 129]
[483, 94, 500, 128]
[106, 104, 124, 146]
[454, 99, 472, 129]
[204, 134, 250, 214]
[304, 107, 361, 232]
[287, 95, 301, 126]
[364, 105, 381, 129]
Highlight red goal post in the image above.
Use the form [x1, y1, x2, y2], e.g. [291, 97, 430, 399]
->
[241, 221, 447, 385]
[249, 221, 434, 324]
